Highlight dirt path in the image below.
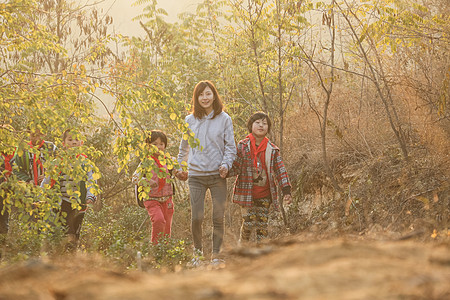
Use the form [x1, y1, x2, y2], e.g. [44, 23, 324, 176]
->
[0, 235, 449, 300]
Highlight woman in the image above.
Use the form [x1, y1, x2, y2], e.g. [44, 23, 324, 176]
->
[176, 80, 236, 266]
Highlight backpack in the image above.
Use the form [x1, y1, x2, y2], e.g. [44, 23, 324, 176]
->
[135, 184, 145, 208]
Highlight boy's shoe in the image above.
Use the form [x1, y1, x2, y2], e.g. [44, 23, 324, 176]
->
[64, 234, 78, 253]
[187, 248, 204, 268]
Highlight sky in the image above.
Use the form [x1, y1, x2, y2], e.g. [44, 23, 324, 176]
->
[85, 0, 200, 115]
[99, 0, 199, 37]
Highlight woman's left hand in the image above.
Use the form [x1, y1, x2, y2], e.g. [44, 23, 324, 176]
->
[219, 165, 228, 178]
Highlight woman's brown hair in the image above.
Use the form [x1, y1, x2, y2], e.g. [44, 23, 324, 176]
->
[191, 80, 223, 119]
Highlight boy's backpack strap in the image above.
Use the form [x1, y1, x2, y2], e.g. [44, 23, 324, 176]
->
[135, 185, 145, 208]
[79, 162, 88, 205]
[13, 150, 31, 182]
[79, 180, 87, 204]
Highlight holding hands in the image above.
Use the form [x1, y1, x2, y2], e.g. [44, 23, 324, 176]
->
[175, 170, 188, 181]
[173, 166, 226, 180]
[219, 165, 228, 178]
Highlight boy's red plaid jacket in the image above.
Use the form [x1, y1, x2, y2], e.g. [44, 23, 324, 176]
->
[228, 137, 291, 210]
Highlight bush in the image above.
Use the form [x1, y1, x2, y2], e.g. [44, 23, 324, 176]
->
[147, 235, 191, 271]
[80, 203, 191, 270]
[1, 211, 67, 262]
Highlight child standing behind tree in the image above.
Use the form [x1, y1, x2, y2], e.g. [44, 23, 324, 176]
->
[227, 112, 292, 243]
[14, 128, 57, 186]
[132, 130, 175, 245]
[0, 144, 14, 237]
[41, 129, 97, 249]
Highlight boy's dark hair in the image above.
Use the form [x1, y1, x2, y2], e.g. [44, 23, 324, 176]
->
[247, 111, 272, 133]
[145, 130, 167, 147]
[192, 80, 223, 119]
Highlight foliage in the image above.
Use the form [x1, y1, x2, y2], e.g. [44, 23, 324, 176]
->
[0, 0, 197, 240]
[1, 211, 67, 261]
[80, 204, 191, 270]
[1, 0, 449, 271]
[148, 235, 191, 270]
[80, 205, 147, 262]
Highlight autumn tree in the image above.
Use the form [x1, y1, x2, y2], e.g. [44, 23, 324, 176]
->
[0, 0, 196, 237]
[1, 0, 103, 236]
[219, 0, 306, 147]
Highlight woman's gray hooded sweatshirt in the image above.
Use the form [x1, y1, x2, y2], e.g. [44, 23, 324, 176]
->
[177, 110, 236, 176]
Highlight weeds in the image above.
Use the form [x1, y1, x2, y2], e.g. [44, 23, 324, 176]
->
[0, 203, 192, 271]
[148, 236, 191, 270]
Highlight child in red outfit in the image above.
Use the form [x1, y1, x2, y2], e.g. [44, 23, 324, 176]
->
[132, 130, 175, 244]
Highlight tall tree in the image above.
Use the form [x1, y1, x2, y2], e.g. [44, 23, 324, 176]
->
[296, 0, 343, 193]
[224, 0, 305, 147]
[1, 0, 103, 235]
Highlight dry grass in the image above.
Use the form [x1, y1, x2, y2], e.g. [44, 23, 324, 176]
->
[282, 80, 450, 239]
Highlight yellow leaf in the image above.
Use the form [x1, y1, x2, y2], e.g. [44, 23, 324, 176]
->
[345, 197, 352, 216]
[92, 172, 101, 181]
[431, 229, 438, 239]
[416, 196, 429, 210]
[170, 113, 177, 120]
[433, 192, 439, 203]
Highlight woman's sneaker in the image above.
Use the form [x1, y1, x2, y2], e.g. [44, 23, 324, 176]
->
[210, 258, 226, 268]
[210, 253, 226, 269]
[188, 248, 204, 268]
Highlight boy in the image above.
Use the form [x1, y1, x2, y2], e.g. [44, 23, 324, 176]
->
[12, 128, 57, 228]
[41, 129, 97, 249]
[228, 112, 292, 243]
[13, 128, 57, 186]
